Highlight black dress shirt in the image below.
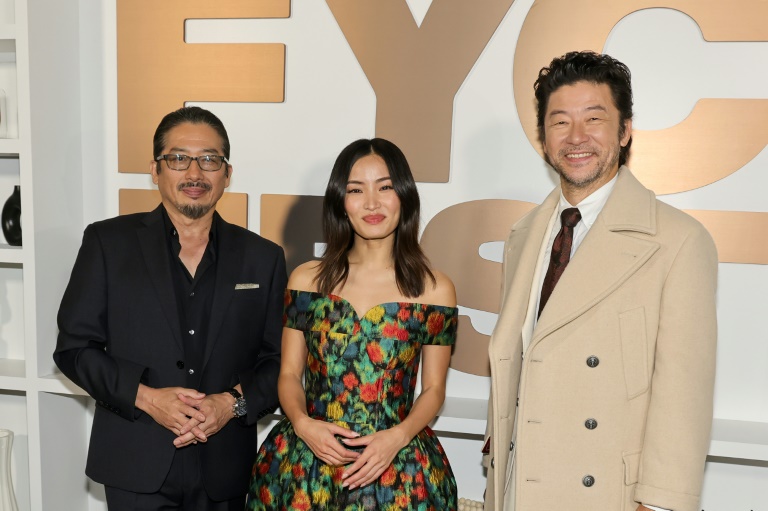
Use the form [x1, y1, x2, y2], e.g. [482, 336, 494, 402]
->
[161, 206, 218, 389]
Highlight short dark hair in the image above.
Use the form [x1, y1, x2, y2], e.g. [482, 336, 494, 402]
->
[534, 51, 634, 167]
[152, 106, 231, 161]
[315, 138, 435, 298]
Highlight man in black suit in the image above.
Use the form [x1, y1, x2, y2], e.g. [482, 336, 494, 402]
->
[54, 106, 287, 510]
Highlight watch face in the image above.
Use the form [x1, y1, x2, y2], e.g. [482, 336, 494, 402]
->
[233, 397, 247, 417]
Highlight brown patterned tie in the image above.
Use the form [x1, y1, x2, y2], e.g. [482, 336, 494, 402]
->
[538, 207, 582, 318]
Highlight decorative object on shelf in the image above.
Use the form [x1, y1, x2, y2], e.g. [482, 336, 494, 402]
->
[1, 185, 21, 246]
[458, 497, 484, 510]
[0, 429, 19, 511]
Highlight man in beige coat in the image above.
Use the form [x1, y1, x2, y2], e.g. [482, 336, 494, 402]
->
[484, 51, 717, 511]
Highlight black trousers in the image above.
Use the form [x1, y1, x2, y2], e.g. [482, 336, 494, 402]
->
[104, 447, 244, 511]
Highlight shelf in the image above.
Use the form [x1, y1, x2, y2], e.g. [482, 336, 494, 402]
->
[440, 396, 488, 421]
[0, 244, 22, 262]
[433, 396, 488, 437]
[0, 137, 19, 154]
[0, 37, 14, 66]
[710, 418, 768, 462]
[36, 372, 89, 396]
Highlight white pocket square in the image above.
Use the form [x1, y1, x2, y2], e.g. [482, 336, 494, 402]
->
[235, 283, 260, 290]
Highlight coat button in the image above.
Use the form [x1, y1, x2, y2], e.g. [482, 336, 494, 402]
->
[176, 360, 184, 369]
[510, 441, 515, 451]
[188, 369, 195, 375]
[491, 457, 495, 469]
[585, 418, 598, 430]
[586, 356, 599, 368]
[582, 475, 595, 487]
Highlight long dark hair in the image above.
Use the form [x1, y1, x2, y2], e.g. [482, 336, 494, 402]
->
[315, 138, 435, 298]
[534, 51, 634, 167]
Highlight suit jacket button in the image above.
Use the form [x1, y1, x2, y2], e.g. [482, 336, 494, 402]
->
[586, 356, 599, 368]
[177, 360, 184, 369]
[585, 418, 598, 430]
[582, 475, 595, 487]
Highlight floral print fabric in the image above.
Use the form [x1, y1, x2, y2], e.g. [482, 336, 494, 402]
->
[246, 289, 458, 510]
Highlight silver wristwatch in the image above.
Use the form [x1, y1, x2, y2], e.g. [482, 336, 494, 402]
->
[226, 388, 247, 418]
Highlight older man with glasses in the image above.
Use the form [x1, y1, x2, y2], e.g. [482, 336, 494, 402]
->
[54, 106, 287, 510]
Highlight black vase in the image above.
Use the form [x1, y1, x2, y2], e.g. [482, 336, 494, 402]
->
[1, 185, 21, 246]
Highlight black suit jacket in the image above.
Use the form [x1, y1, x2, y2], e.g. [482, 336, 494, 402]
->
[54, 206, 287, 499]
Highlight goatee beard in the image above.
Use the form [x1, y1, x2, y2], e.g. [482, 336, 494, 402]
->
[175, 202, 212, 220]
[175, 181, 213, 219]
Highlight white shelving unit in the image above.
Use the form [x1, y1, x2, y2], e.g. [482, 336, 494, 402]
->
[0, 1, 87, 510]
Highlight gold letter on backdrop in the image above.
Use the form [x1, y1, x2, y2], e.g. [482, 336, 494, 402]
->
[326, 0, 516, 182]
[117, 0, 288, 174]
[421, 200, 536, 376]
[260, 195, 324, 273]
[514, 0, 768, 264]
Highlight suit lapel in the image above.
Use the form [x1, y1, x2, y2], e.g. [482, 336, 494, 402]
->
[532, 169, 660, 344]
[491, 189, 559, 359]
[137, 206, 184, 352]
[201, 215, 244, 369]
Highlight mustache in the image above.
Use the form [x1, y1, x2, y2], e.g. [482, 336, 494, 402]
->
[177, 181, 212, 192]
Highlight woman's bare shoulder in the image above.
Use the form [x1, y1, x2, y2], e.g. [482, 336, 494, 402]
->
[422, 268, 456, 307]
[287, 260, 322, 291]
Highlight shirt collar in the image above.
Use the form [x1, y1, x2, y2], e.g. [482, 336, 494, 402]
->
[557, 169, 620, 229]
[160, 204, 219, 262]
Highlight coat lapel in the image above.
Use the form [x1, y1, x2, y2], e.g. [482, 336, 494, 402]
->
[201, 214, 244, 369]
[532, 169, 660, 344]
[137, 206, 184, 352]
[490, 189, 559, 359]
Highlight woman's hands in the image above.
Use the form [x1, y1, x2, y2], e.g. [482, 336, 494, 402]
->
[340, 426, 409, 490]
[293, 416, 361, 467]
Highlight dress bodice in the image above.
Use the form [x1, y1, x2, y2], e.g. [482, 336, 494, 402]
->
[284, 289, 457, 434]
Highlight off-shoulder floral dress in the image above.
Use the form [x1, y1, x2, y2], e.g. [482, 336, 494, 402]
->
[246, 289, 458, 510]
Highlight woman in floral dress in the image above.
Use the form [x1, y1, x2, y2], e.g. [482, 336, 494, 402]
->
[246, 138, 457, 510]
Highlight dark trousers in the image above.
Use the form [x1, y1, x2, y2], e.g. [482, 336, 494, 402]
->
[104, 447, 245, 511]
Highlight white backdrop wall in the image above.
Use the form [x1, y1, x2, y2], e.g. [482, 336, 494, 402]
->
[69, 0, 767, 509]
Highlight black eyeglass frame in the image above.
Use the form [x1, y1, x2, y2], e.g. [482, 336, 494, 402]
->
[155, 154, 229, 172]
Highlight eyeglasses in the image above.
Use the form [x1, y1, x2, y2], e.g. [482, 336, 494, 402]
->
[155, 154, 229, 172]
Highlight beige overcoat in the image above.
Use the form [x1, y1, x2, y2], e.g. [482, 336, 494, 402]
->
[484, 169, 718, 511]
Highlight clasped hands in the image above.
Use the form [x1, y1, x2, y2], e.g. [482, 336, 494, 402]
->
[137, 385, 234, 448]
[293, 417, 409, 491]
